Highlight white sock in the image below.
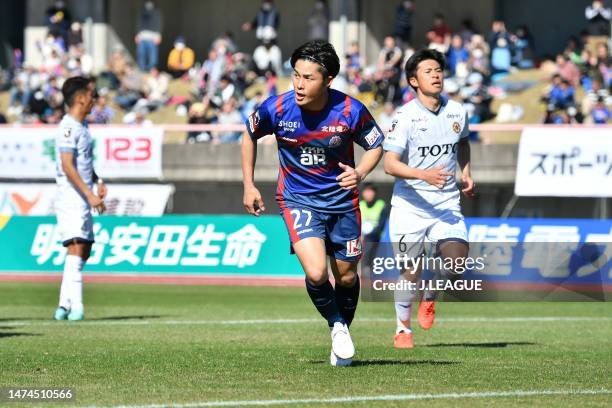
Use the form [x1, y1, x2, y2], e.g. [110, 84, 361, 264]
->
[395, 302, 412, 334]
[60, 255, 84, 309]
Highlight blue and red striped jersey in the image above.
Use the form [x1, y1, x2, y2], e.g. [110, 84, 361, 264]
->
[246, 89, 384, 213]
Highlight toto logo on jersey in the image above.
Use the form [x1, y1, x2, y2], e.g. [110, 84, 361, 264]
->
[418, 142, 459, 158]
[105, 137, 152, 161]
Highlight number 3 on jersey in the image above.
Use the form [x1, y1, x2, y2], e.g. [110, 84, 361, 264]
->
[290, 209, 312, 230]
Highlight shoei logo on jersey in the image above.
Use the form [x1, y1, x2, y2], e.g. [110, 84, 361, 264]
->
[329, 135, 342, 147]
[364, 127, 380, 146]
[279, 120, 300, 132]
[452, 121, 461, 133]
[64, 128, 72, 138]
[346, 239, 362, 257]
[299, 146, 326, 165]
[248, 111, 260, 133]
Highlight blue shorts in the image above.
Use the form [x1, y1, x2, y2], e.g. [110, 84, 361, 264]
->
[280, 204, 362, 262]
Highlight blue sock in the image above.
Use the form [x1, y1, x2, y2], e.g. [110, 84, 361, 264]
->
[335, 274, 360, 327]
[305, 278, 344, 327]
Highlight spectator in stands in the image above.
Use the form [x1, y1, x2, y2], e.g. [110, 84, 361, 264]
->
[556, 53, 581, 87]
[375, 35, 403, 104]
[550, 79, 576, 110]
[123, 106, 153, 126]
[167, 36, 195, 79]
[376, 102, 396, 133]
[458, 19, 476, 46]
[212, 31, 238, 56]
[252, 40, 282, 77]
[345, 41, 363, 89]
[432, 13, 452, 50]
[582, 78, 611, 115]
[135, 1, 162, 72]
[216, 97, 242, 144]
[462, 72, 493, 123]
[596, 43, 612, 87]
[242, 0, 280, 43]
[66, 22, 83, 49]
[491, 37, 512, 81]
[591, 96, 611, 123]
[211, 75, 238, 108]
[512, 25, 535, 69]
[142, 66, 170, 111]
[100, 46, 128, 90]
[447, 34, 469, 80]
[393, 1, 414, 47]
[467, 40, 490, 80]
[308, 0, 329, 41]
[241, 90, 265, 120]
[7, 68, 32, 116]
[487, 20, 511, 51]
[187, 96, 217, 143]
[45, 0, 72, 45]
[196, 47, 226, 98]
[585, 0, 611, 36]
[87, 92, 115, 124]
[114, 64, 144, 110]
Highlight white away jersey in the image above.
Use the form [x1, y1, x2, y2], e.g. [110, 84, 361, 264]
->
[383, 96, 469, 211]
[55, 114, 94, 202]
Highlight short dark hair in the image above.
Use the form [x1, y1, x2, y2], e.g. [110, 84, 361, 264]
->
[290, 40, 340, 78]
[61, 76, 91, 107]
[361, 182, 377, 192]
[404, 48, 446, 90]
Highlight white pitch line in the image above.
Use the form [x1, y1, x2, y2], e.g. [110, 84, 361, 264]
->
[1, 316, 611, 327]
[84, 389, 612, 408]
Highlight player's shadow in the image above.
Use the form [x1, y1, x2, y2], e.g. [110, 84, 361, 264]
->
[89, 315, 164, 321]
[0, 331, 40, 339]
[424, 341, 537, 348]
[310, 359, 459, 366]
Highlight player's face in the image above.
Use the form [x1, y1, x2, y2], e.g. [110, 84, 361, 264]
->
[292, 59, 331, 108]
[411, 59, 444, 97]
[79, 82, 97, 114]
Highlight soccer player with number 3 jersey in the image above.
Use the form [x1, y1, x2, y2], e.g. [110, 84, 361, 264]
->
[383, 49, 475, 349]
[242, 40, 384, 366]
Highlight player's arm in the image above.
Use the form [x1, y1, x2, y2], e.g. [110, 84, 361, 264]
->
[337, 146, 382, 190]
[383, 152, 451, 189]
[60, 151, 106, 213]
[241, 131, 265, 216]
[457, 137, 475, 197]
[91, 170, 107, 199]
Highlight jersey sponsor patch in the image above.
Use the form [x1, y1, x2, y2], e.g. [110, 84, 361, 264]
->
[248, 111, 260, 133]
[452, 121, 461, 133]
[329, 135, 342, 148]
[364, 127, 381, 146]
[346, 238, 362, 257]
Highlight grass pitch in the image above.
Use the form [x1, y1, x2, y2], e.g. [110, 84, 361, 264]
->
[0, 282, 610, 407]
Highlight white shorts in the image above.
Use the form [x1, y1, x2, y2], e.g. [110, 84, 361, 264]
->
[55, 195, 94, 247]
[388, 204, 468, 259]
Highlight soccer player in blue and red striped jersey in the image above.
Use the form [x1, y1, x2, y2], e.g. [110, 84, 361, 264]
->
[242, 40, 384, 366]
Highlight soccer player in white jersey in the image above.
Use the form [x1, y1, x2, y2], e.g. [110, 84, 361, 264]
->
[382, 49, 475, 348]
[53, 76, 107, 321]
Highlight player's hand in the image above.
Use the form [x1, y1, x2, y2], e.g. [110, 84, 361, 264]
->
[421, 165, 453, 189]
[97, 181, 108, 200]
[336, 162, 362, 190]
[461, 173, 476, 197]
[243, 185, 265, 216]
[87, 193, 106, 215]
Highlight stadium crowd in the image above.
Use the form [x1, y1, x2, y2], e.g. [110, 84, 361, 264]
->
[0, 0, 610, 138]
